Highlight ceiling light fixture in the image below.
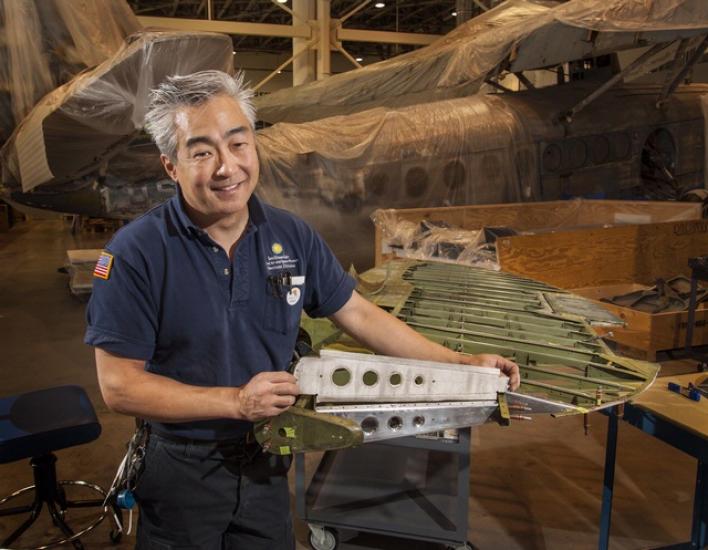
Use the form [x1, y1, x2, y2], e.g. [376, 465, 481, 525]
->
[374, 2, 385, 8]
[452, 11, 457, 16]
[355, 57, 363, 62]
[277, 0, 287, 3]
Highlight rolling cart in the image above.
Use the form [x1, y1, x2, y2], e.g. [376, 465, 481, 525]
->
[295, 428, 473, 550]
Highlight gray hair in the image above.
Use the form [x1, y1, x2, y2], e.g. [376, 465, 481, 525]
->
[144, 70, 256, 162]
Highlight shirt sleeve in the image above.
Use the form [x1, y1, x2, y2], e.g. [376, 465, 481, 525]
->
[84, 249, 158, 360]
[303, 227, 356, 319]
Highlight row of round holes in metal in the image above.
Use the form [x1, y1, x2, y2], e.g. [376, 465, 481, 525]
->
[331, 368, 426, 387]
[360, 415, 426, 434]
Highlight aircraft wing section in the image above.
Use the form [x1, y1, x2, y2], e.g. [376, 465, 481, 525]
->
[254, 259, 659, 454]
[255, 0, 708, 124]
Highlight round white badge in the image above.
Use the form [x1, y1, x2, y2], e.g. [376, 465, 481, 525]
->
[286, 287, 301, 306]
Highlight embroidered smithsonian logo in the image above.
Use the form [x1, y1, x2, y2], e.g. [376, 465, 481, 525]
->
[271, 242, 284, 254]
[93, 251, 114, 280]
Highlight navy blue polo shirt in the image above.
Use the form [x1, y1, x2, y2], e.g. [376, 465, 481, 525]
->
[85, 192, 355, 440]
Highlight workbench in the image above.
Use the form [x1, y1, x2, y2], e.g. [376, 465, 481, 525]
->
[599, 373, 708, 549]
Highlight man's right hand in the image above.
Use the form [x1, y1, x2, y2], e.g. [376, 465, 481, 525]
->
[238, 371, 299, 421]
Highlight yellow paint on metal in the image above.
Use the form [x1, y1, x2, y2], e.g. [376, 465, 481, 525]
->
[498, 393, 510, 426]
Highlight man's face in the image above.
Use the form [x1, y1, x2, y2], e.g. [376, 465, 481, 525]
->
[162, 94, 259, 223]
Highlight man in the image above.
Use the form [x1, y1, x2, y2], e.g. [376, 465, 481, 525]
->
[85, 70, 519, 549]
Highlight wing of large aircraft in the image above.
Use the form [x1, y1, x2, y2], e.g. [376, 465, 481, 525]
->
[255, 0, 708, 124]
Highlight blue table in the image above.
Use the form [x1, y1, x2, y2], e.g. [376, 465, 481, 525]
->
[599, 373, 708, 549]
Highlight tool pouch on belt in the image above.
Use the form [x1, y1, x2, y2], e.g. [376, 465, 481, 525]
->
[122, 418, 150, 492]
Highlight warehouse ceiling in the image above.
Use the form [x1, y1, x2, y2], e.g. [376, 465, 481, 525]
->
[127, 0, 499, 58]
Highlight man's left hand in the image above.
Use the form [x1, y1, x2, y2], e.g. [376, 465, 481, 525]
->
[457, 353, 520, 391]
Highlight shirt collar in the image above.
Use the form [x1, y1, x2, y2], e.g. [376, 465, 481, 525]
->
[170, 186, 269, 239]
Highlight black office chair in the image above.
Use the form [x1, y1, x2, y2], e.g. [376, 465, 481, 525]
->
[0, 385, 121, 549]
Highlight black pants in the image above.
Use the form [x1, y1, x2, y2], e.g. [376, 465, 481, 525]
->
[134, 433, 294, 550]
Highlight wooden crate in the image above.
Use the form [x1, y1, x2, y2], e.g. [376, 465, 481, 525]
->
[572, 284, 708, 360]
[373, 199, 708, 356]
[495, 219, 708, 288]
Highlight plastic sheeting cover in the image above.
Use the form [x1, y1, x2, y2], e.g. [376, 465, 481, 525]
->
[255, 0, 708, 124]
[556, 0, 708, 31]
[1, 31, 234, 192]
[255, 90, 540, 269]
[257, 92, 537, 214]
[256, 0, 553, 124]
[0, 0, 140, 143]
[371, 209, 500, 269]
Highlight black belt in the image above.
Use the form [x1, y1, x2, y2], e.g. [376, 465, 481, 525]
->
[151, 430, 254, 448]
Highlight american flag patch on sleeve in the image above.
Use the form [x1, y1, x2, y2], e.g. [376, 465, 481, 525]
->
[93, 251, 114, 280]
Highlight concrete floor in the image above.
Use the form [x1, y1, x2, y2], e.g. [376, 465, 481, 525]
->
[0, 218, 700, 549]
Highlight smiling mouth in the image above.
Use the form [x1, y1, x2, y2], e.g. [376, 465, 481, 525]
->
[211, 181, 245, 193]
